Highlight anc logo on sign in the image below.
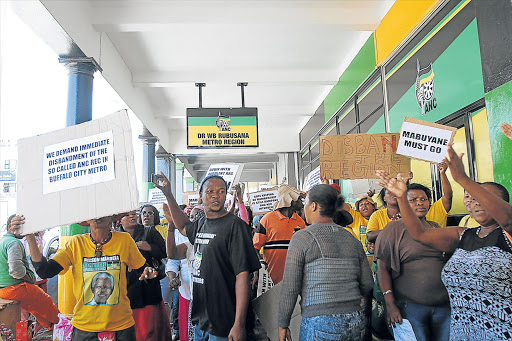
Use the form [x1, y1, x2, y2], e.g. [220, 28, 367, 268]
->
[415, 59, 437, 116]
[215, 112, 231, 131]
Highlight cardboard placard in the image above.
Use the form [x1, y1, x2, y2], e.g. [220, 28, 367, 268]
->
[42, 130, 115, 194]
[148, 188, 167, 206]
[16, 111, 139, 235]
[182, 191, 199, 206]
[256, 261, 274, 297]
[252, 282, 301, 341]
[205, 163, 244, 192]
[396, 117, 457, 164]
[304, 166, 321, 191]
[320, 133, 411, 179]
[248, 188, 279, 215]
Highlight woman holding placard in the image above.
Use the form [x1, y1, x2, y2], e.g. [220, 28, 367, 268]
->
[376, 145, 512, 341]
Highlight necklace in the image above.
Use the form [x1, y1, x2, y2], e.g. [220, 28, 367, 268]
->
[90, 232, 112, 257]
[478, 226, 498, 238]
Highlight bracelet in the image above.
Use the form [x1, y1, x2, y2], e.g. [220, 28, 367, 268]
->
[382, 290, 393, 296]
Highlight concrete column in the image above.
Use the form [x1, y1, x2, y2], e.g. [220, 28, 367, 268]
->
[139, 127, 158, 202]
[58, 58, 99, 314]
[176, 162, 184, 204]
[156, 144, 175, 195]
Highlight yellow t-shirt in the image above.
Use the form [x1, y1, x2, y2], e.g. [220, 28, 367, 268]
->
[458, 214, 479, 228]
[155, 224, 168, 242]
[347, 206, 370, 240]
[366, 199, 448, 232]
[52, 232, 146, 332]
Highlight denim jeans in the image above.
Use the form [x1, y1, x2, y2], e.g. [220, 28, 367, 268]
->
[71, 325, 136, 341]
[299, 310, 367, 341]
[194, 326, 228, 341]
[171, 288, 180, 333]
[396, 301, 451, 341]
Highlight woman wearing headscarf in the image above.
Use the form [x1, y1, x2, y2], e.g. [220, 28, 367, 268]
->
[118, 210, 172, 341]
[278, 184, 373, 341]
[376, 145, 512, 341]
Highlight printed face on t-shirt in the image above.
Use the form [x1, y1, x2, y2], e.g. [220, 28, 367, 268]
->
[83, 255, 121, 306]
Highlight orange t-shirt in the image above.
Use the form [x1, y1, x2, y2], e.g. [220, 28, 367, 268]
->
[253, 210, 305, 284]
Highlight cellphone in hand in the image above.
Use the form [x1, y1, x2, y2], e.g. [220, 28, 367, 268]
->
[150, 173, 159, 185]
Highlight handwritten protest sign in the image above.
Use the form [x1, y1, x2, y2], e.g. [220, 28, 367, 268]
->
[320, 133, 411, 180]
[304, 166, 321, 191]
[396, 117, 457, 163]
[42, 131, 115, 194]
[205, 163, 244, 192]
[249, 188, 279, 214]
[182, 191, 199, 206]
[17, 110, 138, 235]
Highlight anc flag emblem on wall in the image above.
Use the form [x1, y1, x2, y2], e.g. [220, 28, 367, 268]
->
[415, 59, 435, 116]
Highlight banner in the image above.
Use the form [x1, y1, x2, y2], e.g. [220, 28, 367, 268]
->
[17, 111, 139, 235]
[42, 131, 115, 194]
[248, 188, 279, 215]
[396, 117, 457, 163]
[205, 163, 244, 193]
[304, 166, 321, 191]
[320, 133, 411, 180]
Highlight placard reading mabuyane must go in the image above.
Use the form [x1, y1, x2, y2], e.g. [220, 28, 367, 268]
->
[396, 117, 456, 164]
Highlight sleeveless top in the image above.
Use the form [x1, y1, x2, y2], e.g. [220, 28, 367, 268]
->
[441, 227, 512, 340]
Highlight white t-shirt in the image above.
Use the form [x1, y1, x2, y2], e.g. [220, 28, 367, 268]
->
[165, 232, 193, 300]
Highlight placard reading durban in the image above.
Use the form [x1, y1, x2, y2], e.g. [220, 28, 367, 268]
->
[46, 138, 111, 182]
[402, 130, 448, 153]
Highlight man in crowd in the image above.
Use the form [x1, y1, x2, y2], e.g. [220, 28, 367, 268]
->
[156, 172, 260, 341]
[253, 184, 306, 284]
[10, 214, 157, 340]
[0, 215, 59, 329]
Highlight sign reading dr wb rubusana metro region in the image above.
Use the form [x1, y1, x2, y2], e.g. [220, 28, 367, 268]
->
[187, 108, 258, 148]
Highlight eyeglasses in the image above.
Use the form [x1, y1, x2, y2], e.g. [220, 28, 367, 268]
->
[141, 211, 154, 217]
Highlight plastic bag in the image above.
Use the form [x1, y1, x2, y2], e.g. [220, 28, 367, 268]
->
[52, 314, 73, 341]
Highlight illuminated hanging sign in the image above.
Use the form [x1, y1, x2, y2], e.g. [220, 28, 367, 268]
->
[187, 108, 258, 148]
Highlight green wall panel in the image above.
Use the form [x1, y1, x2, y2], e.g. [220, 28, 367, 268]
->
[384, 19, 484, 132]
[484, 81, 512, 197]
[324, 34, 376, 122]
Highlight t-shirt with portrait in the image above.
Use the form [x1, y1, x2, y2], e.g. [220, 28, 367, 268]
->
[187, 212, 260, 337]
[51, 232, 146, 332]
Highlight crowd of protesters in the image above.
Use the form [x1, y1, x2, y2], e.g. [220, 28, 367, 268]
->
[1, 129, 512, 341]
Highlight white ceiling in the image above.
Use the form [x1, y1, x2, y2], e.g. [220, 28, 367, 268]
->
[13, 0, 395, 181]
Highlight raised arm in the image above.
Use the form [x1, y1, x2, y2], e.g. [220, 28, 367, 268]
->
[163, 203, 188, 260]
[438, 162, 453, 212]
[154, 172, 191, 236]
[445, 145, 512, 232]
[376, 170, 460, 252]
